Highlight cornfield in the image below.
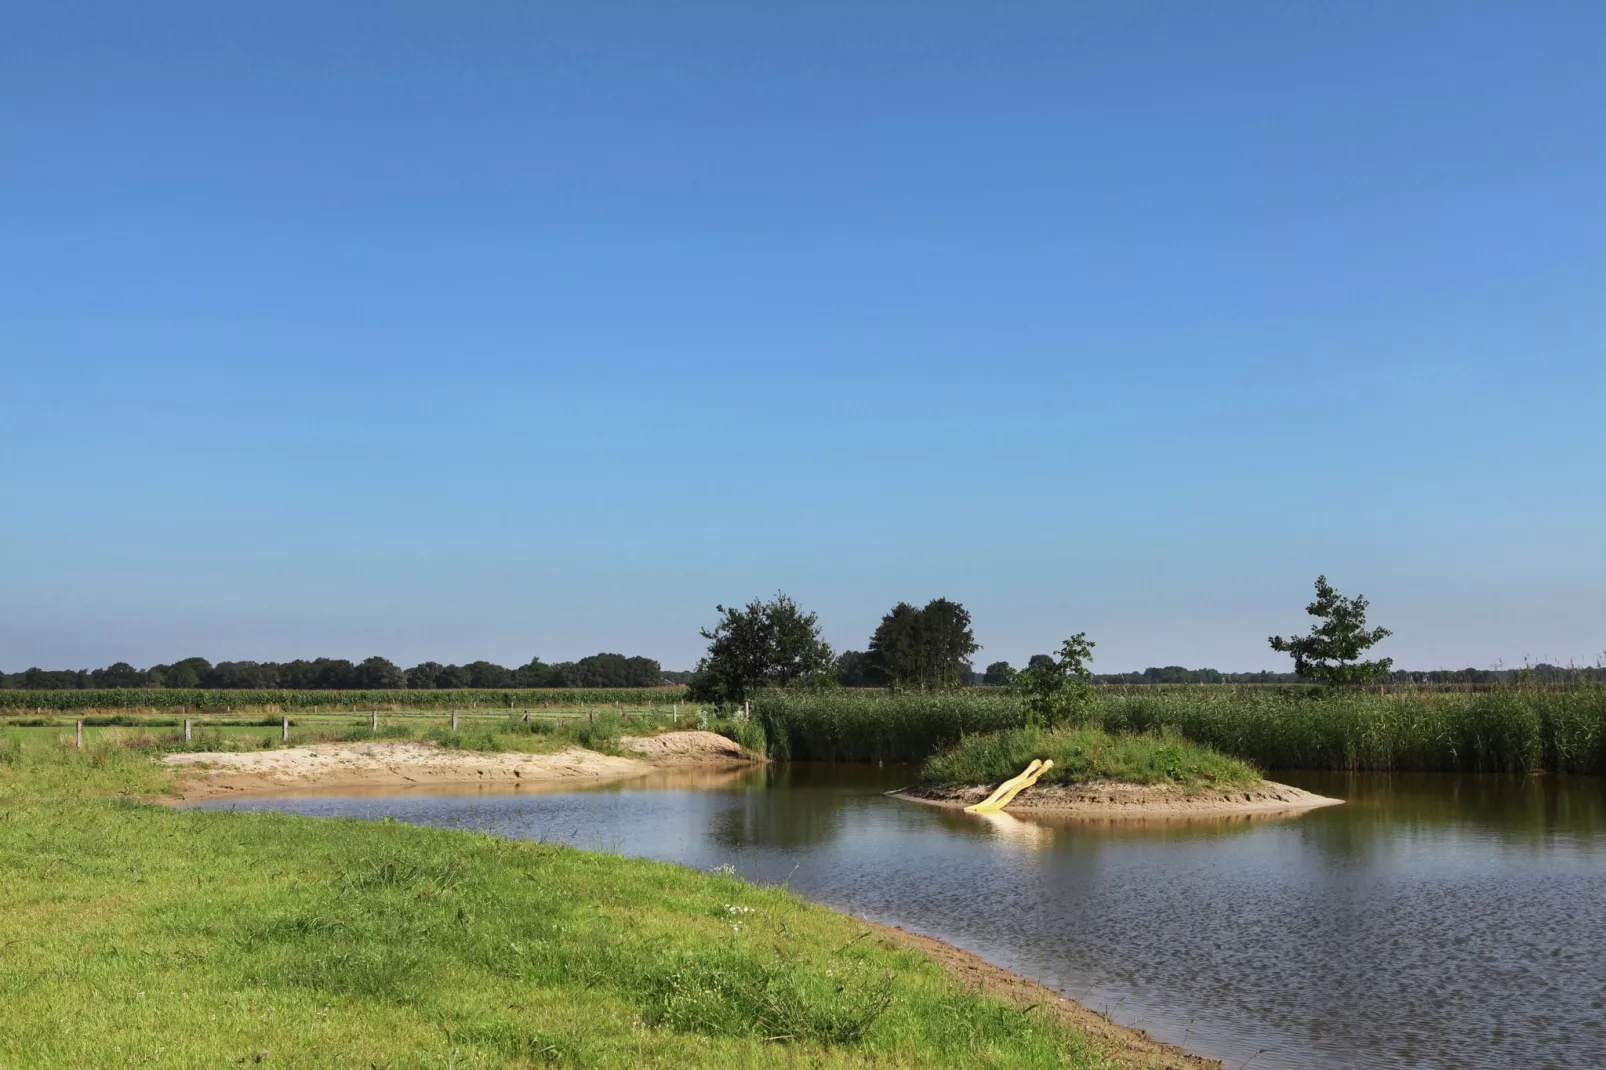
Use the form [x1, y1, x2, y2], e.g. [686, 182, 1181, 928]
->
[0, 686, 686, 713]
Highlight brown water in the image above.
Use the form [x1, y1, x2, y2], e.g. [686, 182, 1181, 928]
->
[199, 767, 1606, 1069]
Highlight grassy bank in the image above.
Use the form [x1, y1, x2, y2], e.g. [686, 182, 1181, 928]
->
[923, 727, 1261, 790]
[0, 686, 687, 712]
[2, 707, 767, 760]
[0, 738, 1124, 1068]
[757, 685, 1606, 773]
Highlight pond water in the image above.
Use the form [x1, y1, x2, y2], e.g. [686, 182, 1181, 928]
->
[197, 766, 1606, 1069]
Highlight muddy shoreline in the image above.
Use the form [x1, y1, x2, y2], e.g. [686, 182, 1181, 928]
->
[867, 921, 1220, 1068]
[892, 778, 1342, 815]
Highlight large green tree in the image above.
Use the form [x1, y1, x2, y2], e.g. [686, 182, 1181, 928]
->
[865, 597, 980, 690]
[689, 593, 834, 705]
[1269, 575, 1393, 686]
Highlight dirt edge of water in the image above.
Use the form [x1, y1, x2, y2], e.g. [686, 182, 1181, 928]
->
[867, 921, 1221, 1069]
[890, 778, 1341, 815]
[158, 731, 757, 803]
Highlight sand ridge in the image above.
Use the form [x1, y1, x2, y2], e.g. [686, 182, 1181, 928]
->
[163, 730, 755, 802]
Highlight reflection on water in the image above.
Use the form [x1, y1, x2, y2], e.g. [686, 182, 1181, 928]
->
[198, 767, 1606, 1070]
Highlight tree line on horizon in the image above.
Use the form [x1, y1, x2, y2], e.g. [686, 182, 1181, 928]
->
[7, 577, 1600, 694]
[0, 652, 671, 691]
[684, 584, 1604, 705]
[13, 656, 1585, 693]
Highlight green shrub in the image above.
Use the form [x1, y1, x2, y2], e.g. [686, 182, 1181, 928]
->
[708, 717, 767, 756]
[923, 725, 1261, 788]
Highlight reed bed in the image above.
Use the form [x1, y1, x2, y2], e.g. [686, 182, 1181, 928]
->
[1096, 685, 1606, 773]
[754, 691, 1024, 762]
[758, 685, 1606, 773]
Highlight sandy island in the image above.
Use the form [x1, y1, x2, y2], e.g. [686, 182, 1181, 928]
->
[162, 730, 756, 802]
[892, 778, 1342, 816]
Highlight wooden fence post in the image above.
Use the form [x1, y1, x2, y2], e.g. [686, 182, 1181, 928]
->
[282, 716, 289, 744]
[371, 710, 378, 731]
[76, 720, 83, 750]
[451, 710, 458, 730]
[184, 718, 192, 742]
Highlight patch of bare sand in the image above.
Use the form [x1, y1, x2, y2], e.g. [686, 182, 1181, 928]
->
[867, 922, 1220, 1069]
[893, 779, 1340, 816]
[163, 730, 757, 803]
[617, 729, 750, 764]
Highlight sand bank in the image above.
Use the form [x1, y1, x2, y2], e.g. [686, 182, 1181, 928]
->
[162, 730, 754, 802]
[892, 778, 1341, 816]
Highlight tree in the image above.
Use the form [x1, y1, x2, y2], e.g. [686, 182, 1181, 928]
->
[514, 656, 551, 688]
[406, 662, 445, 689]
[152, 657, 210, 689]
[1269, 575, 1393, 686]
[462, 661, 514, 689]
[688, 592, 834, 706]
[865, 597, 980, 690]
[834, 650, 875, 687]
[91, 662, 144, 688]
[982, 660, 1015, 686]
[354, 656, 406, 689]
[1013, 633, 1096, 727]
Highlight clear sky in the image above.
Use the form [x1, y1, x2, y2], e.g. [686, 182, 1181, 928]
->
[2, 2, 1602, 674]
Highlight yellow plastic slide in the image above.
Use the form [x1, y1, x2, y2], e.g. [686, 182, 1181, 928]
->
[964, 759, 1053, 813]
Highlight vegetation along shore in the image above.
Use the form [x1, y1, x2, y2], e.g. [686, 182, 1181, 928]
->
[755, 685, 1606, 774]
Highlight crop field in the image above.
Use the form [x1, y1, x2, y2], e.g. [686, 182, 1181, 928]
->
[0, 686, 688, 712]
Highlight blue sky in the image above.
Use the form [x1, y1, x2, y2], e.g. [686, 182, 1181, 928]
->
[2, 1, 1602, 673]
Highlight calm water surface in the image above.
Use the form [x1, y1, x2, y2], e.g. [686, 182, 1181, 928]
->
[199, 767, 1606, 1069]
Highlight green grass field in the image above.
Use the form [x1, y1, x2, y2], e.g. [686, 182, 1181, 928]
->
[922, 726, 1261, 790]
[1, 705, 767, 761]
[0, 734, 1120, 1069]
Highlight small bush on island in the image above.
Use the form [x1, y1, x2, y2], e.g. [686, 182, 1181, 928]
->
[923, 725, 1261, 790]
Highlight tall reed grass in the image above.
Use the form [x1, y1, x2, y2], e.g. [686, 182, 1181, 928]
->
[757, 685, 1606, 772]
[754, 691, 1023, 762]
